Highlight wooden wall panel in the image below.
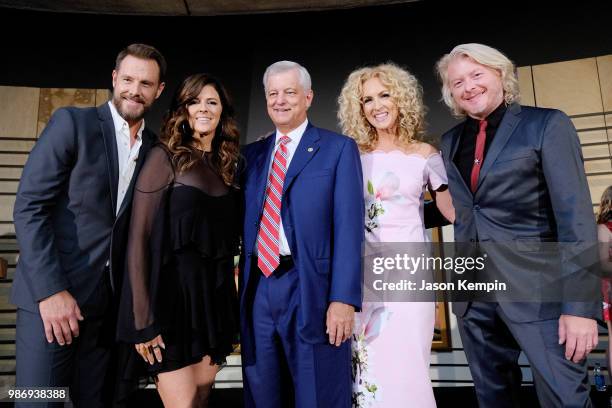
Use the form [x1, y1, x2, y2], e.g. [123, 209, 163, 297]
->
[588, 173, 612, 203]
[0, 86, 39, 138]
[95, 89, 111, 106]
[571, 115, 606, 130]
[577, 128, 607, 144]
[0, 197, 15, 222]
[597, 55, 612, 112]
[532, 58, 603, 115]
[0, 154, 27, 166]
[581, 143, 610, 160]
[0, 168, 22, 180]
[0, 224, 15, 236]
[517, 66, 535, 107]
[585, 159, 612, 175]
[37, 88, 96, 136]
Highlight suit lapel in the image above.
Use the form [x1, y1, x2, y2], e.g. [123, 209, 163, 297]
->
[98, 104, 119, 216]
[253, 134, 276, 216]
[448, 122, 472, 195]
[283, 125, 320, 194]
[475, 103, 522, 193]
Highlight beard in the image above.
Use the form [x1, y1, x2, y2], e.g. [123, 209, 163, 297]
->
[111, 91, 150, 123]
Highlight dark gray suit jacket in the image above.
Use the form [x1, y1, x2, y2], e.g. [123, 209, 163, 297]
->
[11, 103, 155, 313]
[440, 103, 599, 322]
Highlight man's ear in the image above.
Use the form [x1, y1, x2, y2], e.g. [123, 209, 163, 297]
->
[306, 89, 314, 108]
[155, 82, 166, 99]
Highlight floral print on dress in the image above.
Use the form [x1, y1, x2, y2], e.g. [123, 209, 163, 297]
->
[352, 302, 391, 407]
[365, 172, 402, 233]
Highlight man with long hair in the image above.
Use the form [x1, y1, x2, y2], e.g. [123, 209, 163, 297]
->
[437, 43, 599, 407]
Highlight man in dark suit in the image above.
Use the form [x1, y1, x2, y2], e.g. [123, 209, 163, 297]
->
[11, 43, 166, 407]
[240, 61, 364, 407]
[436, 43, 599, 407]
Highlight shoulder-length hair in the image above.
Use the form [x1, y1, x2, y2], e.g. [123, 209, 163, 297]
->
[597, 185, 612, 224]
[160, 73, 240, 186]
[337, 62, 426, 153]
[436, 43, 521, 118]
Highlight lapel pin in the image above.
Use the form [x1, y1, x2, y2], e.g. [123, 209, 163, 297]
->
[307, 147, 313, 152]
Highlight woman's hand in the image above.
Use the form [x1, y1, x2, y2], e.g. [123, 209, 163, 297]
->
[135, 334, 165, 364]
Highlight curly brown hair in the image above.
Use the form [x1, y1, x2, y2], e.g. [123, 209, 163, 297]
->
[160, 73, 240, 186]
[597, 185, 612, 225]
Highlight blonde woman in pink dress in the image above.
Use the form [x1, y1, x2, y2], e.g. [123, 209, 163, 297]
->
[338, 63, 455, 407]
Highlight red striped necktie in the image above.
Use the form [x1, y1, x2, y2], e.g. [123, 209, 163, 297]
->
[470, 120, 488, 193]
[257, 135, 291, 277]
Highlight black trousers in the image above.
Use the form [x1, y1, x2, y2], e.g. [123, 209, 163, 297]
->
[15, 274, 115, 408]
[458, 302, 592, 408]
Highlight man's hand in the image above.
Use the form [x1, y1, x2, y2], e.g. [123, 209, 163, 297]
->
[136, 334, 165, 365]
[38, 290, 84, 346]
[558, 314, 598, 363]
[326, 302, 355, 347]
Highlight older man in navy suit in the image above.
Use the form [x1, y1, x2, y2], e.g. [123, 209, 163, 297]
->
[437, 43, 599, 408]
[240, 61, 364, 407]
[12, 44, 165, 407]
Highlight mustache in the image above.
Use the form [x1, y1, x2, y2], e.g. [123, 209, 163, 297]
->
[120, 93, 145, 105]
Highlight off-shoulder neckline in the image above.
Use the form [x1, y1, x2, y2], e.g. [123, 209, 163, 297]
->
[365, 149, 441, 160]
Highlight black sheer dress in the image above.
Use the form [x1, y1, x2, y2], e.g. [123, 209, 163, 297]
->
[116, 144, 240, 377]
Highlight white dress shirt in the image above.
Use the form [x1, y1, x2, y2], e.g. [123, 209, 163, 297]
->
[108, 101, 144, 215]
[261, 118, 309, 256]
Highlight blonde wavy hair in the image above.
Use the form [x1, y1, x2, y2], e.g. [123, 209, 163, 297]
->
[597, 185, 612, 225]
[337, 63, 426, 153]
[436, 43, 521, 118]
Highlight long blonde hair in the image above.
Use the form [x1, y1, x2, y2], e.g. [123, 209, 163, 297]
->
[337, 62, 426, 153]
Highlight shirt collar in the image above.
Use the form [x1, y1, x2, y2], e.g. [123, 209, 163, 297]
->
[108, 101, 144, 141]
[275, 119, 308, 146]
[466, 102, 507, 132]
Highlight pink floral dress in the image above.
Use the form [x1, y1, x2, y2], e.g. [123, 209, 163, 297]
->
[352, 150, 447, 408]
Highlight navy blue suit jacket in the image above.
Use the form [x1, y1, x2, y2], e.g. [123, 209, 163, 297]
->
[440, 103, 599, 322]
[239, 123, 364, 364]
[11, 104, 155, 313]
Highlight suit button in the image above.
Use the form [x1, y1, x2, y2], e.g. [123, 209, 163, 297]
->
[473, 205, 480, 211]
[470, 238, 476, 242]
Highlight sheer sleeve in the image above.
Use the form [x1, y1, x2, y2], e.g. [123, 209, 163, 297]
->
[424, 152, 448, 191]
[117, 145, 174, 343]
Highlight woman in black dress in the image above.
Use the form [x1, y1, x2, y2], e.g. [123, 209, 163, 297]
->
[117, 73, 241, 407]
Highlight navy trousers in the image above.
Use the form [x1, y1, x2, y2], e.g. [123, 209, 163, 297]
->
[458, 302, 592, 408]
[15, 274, 114, 408]
[243, 261, 352, 408]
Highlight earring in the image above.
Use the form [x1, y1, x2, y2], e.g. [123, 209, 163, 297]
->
[181, 121, 192, 136]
